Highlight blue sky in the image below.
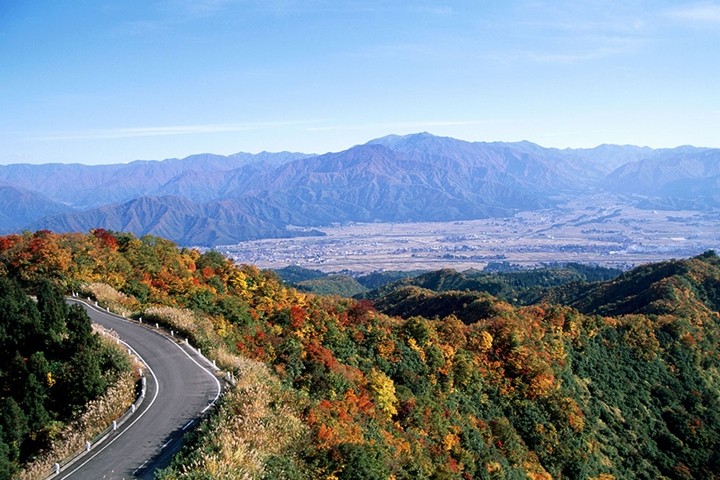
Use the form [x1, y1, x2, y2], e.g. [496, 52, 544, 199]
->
[1, 1, 719, 164]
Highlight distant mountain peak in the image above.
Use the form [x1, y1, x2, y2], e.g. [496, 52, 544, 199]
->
[366, 131, 463, 150]
[1, 133, 717, 246]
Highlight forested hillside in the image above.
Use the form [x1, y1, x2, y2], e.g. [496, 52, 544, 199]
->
[0, 278, 130, 478]
[1, 230, 719, 479]
[365, 263, 623, 307]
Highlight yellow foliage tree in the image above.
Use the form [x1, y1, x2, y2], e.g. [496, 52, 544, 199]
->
[368, 368, 398, 418]
[479, 330, 494, 352]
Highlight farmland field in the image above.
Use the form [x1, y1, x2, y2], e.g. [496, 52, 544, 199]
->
[220, 195, 719, 273]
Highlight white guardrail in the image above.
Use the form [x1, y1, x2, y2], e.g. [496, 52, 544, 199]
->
[43, 297, 149, 479]
[40, 295, 224, 479]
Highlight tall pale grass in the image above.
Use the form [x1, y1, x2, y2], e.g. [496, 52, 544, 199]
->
[141, 305, 244, 373]
[158, 359, 307, 479]
[81, 283, 309, 478]
[81, 284, 238, 371]
[80, 282, 139, 317]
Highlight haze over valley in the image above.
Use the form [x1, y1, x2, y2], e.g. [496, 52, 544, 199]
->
[1, 132, 716, 271]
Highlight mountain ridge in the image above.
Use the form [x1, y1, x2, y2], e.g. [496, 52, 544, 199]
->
[1, 133, 718, 246]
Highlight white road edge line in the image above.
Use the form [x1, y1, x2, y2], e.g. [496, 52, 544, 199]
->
[58, 298, 223, 478]
[163, 328, 223, 411]
[133, 460, 149, 475]
[58, 303, 161, 479]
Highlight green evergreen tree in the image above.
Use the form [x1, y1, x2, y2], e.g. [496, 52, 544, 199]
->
[64, 304, 98, 354]
[0, 398, 27, 464]
[58, 348, 106, 416]
[22, 373, 50, 435]
[0, 275, 127, 471]
[0, 429, 19, 480]
[36, 279, 68, 350]
[337, 443, 390, 480]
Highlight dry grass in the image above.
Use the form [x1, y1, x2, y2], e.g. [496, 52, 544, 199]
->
[158, 359, 307, 480]
[77, 284, 307, 478]
[141, 305, 244, 373]
[18, 334, 139, 480]
[80, 282, 139, 317]
[142, 305, 198, 333]
[79, 283, 256, 373]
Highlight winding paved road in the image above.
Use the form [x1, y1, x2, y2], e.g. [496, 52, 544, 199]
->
[58, 300, 222, 479]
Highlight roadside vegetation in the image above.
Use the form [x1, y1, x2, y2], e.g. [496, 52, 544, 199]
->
[1, 229, 719, 479]
[0, 277, 132, 479]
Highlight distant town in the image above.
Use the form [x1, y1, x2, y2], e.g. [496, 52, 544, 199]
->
[220, 195, 718, 274]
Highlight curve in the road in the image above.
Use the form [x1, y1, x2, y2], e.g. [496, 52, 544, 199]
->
[56, 299, 222, 480]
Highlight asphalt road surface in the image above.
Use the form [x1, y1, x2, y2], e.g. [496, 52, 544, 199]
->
[57, 299, 222, 479]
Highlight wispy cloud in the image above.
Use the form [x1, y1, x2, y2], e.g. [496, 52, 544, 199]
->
[113, 0, 250, 36]
[162, 0, 244, 17]
[666, 2, 720, 23]
[305, 120, 494, 132]
[409, 5, 454, 16]
[34, 121, 320, 141]
[498, 1, 654, 64]
[525, 34, 649, 64]
[161, 0, 329, 18]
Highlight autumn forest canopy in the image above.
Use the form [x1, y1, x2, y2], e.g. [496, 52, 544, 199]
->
[1, 229, 719, 479]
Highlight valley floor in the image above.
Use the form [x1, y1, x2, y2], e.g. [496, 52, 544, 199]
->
[220, 195, 718, 273]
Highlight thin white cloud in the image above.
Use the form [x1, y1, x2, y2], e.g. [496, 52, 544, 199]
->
[161, 0, 331, 18]
[494, 1, 655, 64]
[666, 2, 720, 23]
[34, 121, 320, 141]
[409, 5, 454, 16]
[305, 120, 494, 132]
[526, 35, 649, 63]
[163, 0, 243, 17]
[113, 0, 252, 36]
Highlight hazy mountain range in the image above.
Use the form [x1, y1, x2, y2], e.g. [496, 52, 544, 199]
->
[0, 133, 717, 246]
